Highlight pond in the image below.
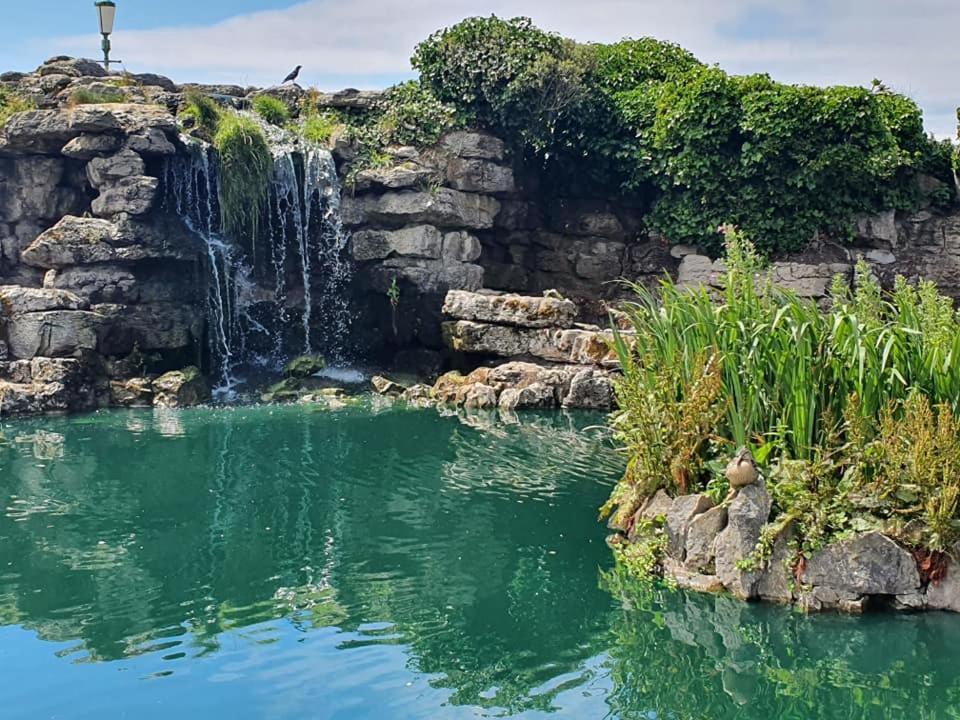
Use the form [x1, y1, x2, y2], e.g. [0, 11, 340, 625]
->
[0, 404, 958, 719]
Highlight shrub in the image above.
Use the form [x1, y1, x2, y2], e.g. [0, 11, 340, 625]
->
[252, 94, 290, 126]
[604, 227, 960, 555]
[213, 112, 273, 239]
[410, 16, 952, 255]
[68, 88, 127, 106]
[179, 92, 222, 139]
[0, 89, 35, 127]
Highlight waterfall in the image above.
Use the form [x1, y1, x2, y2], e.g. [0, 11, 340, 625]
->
[163, 137, 353, 396]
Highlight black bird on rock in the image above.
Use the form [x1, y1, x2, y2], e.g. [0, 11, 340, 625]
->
[282, 65, 302, 84]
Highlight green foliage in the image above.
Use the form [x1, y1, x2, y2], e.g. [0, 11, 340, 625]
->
[212, 112, 273, 239]
[411, 16, 955, 254]
[376, 80, 460, 147]
[610, 519, 669, 581]
[251, 94, 290, 126]
[301, 112, 340, 144]
[179, 92, 222, 140]
[68, 88, 127, 105]
[0, 88, 35, 127]
[606, 227, 960, 556]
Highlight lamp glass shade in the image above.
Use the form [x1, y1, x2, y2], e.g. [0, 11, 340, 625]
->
[96, 2, 116, 35]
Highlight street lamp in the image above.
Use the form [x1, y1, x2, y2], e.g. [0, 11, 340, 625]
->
[94, 1, 120, 72]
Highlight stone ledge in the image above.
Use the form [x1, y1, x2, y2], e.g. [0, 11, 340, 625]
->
[442, 289, 578, 329]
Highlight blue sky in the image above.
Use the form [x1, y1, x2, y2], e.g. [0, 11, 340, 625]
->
[2, 0, 957, 137]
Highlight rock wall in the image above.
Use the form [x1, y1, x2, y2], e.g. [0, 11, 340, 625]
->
[1, 59, 205, 414]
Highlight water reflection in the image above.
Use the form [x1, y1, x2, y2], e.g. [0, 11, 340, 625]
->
[1, 405, 959, 719]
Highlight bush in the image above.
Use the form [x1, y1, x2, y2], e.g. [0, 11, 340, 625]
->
[68, 88, 127, 106]
[0, 88, 35, 127]
[410, 16, 954, 255]
[213, 112, 273, 239]
[252, 94, 290, 126]
[375, 80, 460, 147]
[301, 112, 340, 145]
[604, 227, 960, 557]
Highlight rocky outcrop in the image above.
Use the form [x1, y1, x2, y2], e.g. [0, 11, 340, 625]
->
[616, 484, 960, 613]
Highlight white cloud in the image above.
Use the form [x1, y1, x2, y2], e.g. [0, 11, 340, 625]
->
[46, 0, 959, 136]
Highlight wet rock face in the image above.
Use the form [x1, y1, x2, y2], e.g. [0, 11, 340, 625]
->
[152, 367, 210, 408]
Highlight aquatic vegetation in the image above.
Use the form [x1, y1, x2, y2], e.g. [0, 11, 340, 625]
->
[605, 226, 960, 556]
[412, 16, 956, 254]
[212, 112, 273, 239]
[0, 88, 35, 127]
[251, 94, 290, 126]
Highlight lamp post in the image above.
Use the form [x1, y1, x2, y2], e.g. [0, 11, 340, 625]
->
[94, 1, 120, 72]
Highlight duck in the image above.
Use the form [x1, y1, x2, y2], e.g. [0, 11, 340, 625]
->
[724, 447, 757, 503]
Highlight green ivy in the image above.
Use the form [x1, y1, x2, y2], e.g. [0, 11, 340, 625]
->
[410, 16, 958, 255]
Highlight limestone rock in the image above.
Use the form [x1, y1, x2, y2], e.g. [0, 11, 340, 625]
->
[925, 552, 960, 612]
[442, 232, 482, 263]
[37, 57, 106, 79]
[109, 377, 154, 407]
[800, 532, 921, 601]
[463, 383, 498, 409]
[439, 131, 505, 161]
[666, 494, 715, 559]
[637, 489, 674, 522]
[756, 523, 796, 604]
[61, 133, 123, 159]
[663, 558, 725, 594]
[352, 163, 435, 191]
[351, 225, 442, 262]
[124, 127, 176, 156]
[498, 381, 555, 410]
[91, 175, 159, 217]
[857, 210, 898, 244]
[442, 321, 615, 365]
[401, 383, 434, 408]
[445, 157, 515, 194]
[442, 290, 577, 329]
[0, 357, 95, 414]
[342, 188, 500, 230]
[562, 367, 615, 410]
[4, 309, 103, 358]
[714, 480, 772, 599]
[284, 355, 326, 378]
[94, 302, 202, 353]
[0, 285, 87, 314]
[371, 375, 405, 395]
[685, 505, 728, 572]
[0, 156, 80, 223]
[152, 366, 209, 408]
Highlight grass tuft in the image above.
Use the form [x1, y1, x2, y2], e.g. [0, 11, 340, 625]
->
[213, 112, 273, 240]
[252, 95, 290, 126]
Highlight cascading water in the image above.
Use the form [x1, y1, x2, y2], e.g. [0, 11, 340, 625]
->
[163, 134, 353, 396]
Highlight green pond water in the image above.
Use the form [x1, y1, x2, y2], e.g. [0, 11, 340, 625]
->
[0, 404, 958, 719]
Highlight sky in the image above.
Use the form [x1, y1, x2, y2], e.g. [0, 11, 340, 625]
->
[1, 0, 957, 138]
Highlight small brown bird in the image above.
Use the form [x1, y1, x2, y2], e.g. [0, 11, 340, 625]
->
[282, 65, 302, 84]
[724, 447, 757, 503]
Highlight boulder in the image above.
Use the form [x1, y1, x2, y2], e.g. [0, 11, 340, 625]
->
[442, 290, 578, 329]
[637, 489, 674, 522]
[0, 285, 87, 314]
[684, 505, 728, 572]
[714, 480, 772, 599]
[800, 532, 921, 602]
[463, 383, 498, 409]
[61, 133, 123, 159]
[352, 163, 435, 191]
[441, 232, 482, 263]
[351, 225, 442, 262]
[755, 523, 796, 604]
[371, 375, 405, 395]
[21, 215, 198, 268]
[439, 131, 505, 161]
[152, 367, 209, 408]
[37, 57, 106, 78]
[341, 188, 500, 230]
[562, 367, 615, 410]
[284, 355, 326, 378]
[4, 309, 103, 358]
[666, 494, 715, 559]
[445, 157, 515, 194]
[401, 383, 434, 408]
[90, 175, 159, 217]
[0, 358, 95, 414]
[442, 320, 616, 365]
[124, 127, 176, 156]
[926, 550, 960, 613]
[498, 381, 556, 410]
[109, 377, 154, 407]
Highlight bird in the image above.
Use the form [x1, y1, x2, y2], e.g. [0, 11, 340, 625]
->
[281, 65, 302, 85]
[724, 447, 758, 503]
